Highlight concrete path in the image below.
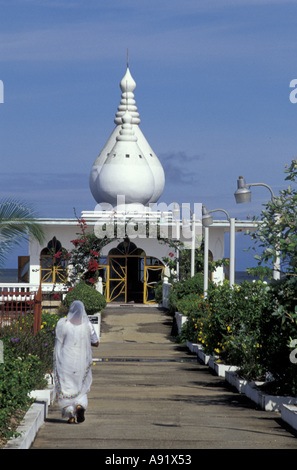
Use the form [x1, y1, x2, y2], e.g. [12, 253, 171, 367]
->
[31, 306, 297, 450]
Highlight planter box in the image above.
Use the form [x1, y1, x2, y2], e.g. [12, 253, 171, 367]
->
[28, 384, 56, 416]
[245, 381, 265, 408]
[225, 371, 248, 394]
[281, 405, 297, 431]
[4, 402, 48, 449]
[186, 339, 297, 430]
[213, 361, 239, 378]
[186, 341, 202, 354]
[175, 312, 187, 335]
[244, 381, 297, 412]
[208, 356, 219, 371]
[226, 376, 297, 412]
[197, 348, 210, 365]
[262, 393, 297, 412]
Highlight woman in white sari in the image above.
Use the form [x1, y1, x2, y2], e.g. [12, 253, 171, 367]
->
[54, 300, 99, 423]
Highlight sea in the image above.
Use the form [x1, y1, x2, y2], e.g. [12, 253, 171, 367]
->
[0, 269, 262, 284]
[0, 269, 18, 282]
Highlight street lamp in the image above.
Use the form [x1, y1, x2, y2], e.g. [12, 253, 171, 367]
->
[172, 203, 196, 278]
[234, 176, 279, 280]
[202, 206, 235, 296]
[234, 176, 275, 203]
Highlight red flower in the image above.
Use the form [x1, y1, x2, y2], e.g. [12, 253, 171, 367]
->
[54, 251, 61, 258]
[88, 258, 99, 271]
[91, 250, 99, 257]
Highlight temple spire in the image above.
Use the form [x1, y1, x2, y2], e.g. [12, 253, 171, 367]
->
[114, 59, 140, 125]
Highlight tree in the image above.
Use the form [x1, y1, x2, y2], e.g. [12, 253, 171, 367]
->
[0, 198, 44, 268]
[248, 159, 297, 277]
[162, 238, 228, 282]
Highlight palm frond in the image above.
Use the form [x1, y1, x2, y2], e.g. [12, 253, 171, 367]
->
[0, 197, 45, 268]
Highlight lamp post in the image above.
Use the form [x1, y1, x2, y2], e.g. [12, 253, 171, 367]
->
[172, 204, 196, 279]
[234, 176, 280, 280]
[202, 206, 235, 296]
[234, 176, 275, 203]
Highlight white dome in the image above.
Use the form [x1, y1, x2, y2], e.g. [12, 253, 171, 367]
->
[89, 64, 165, 208]
[96, 111, 155, 207]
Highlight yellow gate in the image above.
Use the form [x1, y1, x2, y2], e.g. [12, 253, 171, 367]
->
[108, 256, 127, 303]
[103, 243, 164, 304]
[143, 262, 164, 304]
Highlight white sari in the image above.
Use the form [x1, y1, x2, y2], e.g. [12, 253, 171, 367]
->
[53, 301, 99, 419]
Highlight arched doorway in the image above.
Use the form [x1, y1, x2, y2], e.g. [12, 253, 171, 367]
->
[40, 237, 68, 283]
[99, 239, 164, 304]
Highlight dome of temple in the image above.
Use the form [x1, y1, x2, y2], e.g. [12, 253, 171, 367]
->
[89, 62, 165, 209]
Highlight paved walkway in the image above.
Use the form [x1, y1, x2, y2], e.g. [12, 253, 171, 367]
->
[31, 306, 297, 450]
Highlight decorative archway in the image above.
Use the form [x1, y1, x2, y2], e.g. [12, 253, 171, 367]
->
[99, 239, 164, 304]
[40, 237, 68, 283]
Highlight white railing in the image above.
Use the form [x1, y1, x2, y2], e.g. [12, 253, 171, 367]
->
[0, 283, 67, 294]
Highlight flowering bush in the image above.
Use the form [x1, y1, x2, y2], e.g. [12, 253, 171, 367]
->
[180, 280, 272, 380]
[0, 311, 61, 444]
[178, 296, 210, 344]
[66, 217, 112, 287]
[179, 276, 297, 393]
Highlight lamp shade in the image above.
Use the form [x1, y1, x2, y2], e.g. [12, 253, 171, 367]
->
[172, 202, 180, 219]
[202, 206, 213, 226]
[234, 176, 251, 204]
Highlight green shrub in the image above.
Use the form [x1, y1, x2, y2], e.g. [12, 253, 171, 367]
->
[178, 297, 210, 344]
[0, 311, 61, 443]
[176, 292, 204, 317]
[180, 280, 273, 381]
[257, 277, 297, 395]
[154, 281, 163, 304]
[168, 273, 207, 312]
[63, 282, 106, 314]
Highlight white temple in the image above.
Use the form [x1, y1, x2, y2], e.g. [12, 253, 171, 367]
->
[2, 59, 257, 304]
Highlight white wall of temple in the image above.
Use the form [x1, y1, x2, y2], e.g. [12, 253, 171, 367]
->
[28, 221, 230, 285]
[29, 224, 78, 284]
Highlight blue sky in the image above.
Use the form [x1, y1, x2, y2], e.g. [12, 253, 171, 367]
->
[1, 0, 297, 270]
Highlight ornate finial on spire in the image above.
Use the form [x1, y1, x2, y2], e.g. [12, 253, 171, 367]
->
[115, 57, 140, 125]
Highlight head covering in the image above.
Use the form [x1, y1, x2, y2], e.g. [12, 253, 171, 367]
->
[67, 300, 88, 325]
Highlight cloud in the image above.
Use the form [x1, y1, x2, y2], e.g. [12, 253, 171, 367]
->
[160, 151, 204, 185]
[0, 172, 96, 217]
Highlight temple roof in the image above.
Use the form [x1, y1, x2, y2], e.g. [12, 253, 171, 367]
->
[89, 61, 165, 210]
